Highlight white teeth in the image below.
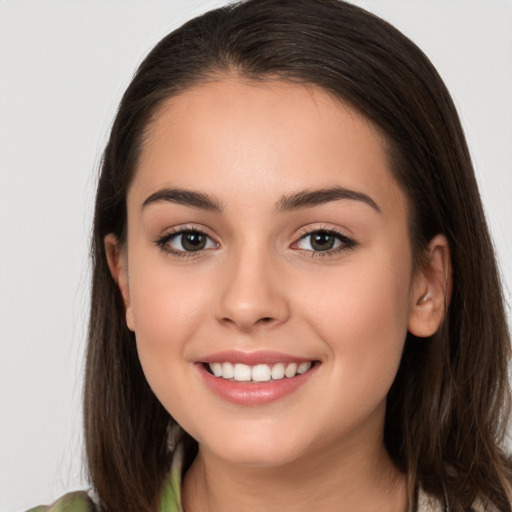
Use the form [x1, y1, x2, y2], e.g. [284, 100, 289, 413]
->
[210, 362, 223, 377]
[297, 362, 312, 374]
[284, 363, 297, 378]
[222, 362, 234, 379]
[233, 363, 252, 381]
[271, 363, 285, 380]
[252, 364, 271, 382]
[208, 361, 313, 381]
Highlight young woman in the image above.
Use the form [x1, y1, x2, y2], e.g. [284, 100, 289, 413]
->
[29, 0, 511, 511]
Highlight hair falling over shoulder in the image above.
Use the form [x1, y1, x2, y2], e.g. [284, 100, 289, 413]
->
[84, 1, 512, 510]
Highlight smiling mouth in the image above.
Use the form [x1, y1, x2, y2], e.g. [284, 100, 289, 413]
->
[203, 361, 317, 382]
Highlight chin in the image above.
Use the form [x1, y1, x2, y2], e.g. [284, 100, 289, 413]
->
[215, 445, 304, 468]
[195, 425, 310, 468]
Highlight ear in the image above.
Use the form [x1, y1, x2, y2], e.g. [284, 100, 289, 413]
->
[408, 234, 452, 338]
[104, 234, 135, 331]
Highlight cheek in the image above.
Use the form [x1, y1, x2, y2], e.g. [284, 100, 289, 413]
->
[129, 240, 215, 329]
[126, 255, 213, 386]
[299, 251, 412, 396]
[127, 265, 218, 432]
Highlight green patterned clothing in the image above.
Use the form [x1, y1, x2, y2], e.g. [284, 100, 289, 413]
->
[26, 446, 183, 512]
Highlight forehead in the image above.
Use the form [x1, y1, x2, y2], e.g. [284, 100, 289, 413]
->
[131, 78, 406, 216]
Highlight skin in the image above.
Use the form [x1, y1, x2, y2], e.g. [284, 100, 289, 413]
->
[106, 78, 451, 512]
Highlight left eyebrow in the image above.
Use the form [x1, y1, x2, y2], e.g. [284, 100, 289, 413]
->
[276, 186, 381, 213]
[141, 188, 223, 212]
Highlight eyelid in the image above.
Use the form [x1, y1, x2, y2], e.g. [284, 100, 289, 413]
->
[154, 224, 219, 258]
[291, 224, 357, 257]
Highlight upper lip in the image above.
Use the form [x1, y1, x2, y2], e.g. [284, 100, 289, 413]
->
[197, 350, 315, 365]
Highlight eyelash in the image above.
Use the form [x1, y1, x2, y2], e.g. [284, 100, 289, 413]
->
[154, 226, 217, 259]
[154, 226, 357, 259]
[293, 226, 357, 258]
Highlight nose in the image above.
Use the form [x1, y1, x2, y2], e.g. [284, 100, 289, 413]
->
[214, 246, 290, 331]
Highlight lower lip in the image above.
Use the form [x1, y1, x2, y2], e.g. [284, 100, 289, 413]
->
[197, 363, 319, 405]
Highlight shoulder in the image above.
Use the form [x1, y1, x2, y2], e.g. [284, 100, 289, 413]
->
[25, 491, 98, 512]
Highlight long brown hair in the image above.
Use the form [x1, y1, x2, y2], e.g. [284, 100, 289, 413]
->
[85, 1, 512, 510]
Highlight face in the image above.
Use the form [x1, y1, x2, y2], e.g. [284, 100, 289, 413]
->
[113, 79, 424, 468]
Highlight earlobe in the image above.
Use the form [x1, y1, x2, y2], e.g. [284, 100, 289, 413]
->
[104, 234, 135, 331]
[408, 234, 452, 338]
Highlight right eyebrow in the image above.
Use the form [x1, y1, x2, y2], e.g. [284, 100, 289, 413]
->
[141, 188, 223, 212]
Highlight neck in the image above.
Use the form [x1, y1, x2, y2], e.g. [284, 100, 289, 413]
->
[182, 429, 407, 512]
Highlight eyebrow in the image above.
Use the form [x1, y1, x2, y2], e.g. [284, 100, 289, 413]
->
[276, 186, 381, 213]
[141, 185, 381, 214]
[142, 188, 223, 212]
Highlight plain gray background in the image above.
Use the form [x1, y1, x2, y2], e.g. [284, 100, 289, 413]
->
[1, 1, 511, 510]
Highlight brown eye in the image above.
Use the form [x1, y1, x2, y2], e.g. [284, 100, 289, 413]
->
[310, 232, 337, 251]
[180, 231, 208, 251]
[295, 229, 356, 254]
[157, 229, 217, 255]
